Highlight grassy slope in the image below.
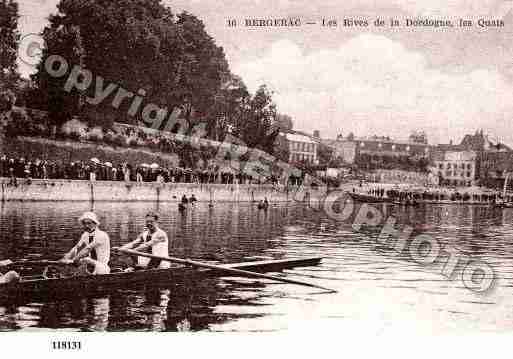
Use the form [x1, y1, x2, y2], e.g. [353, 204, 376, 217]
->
[0, 136, 181, 167]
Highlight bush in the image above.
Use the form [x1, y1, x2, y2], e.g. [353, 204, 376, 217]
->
[4, 108, 38, 137]
[0, 90, 16, 112]
[112, 134, 126, 147]
[88, 134, 101, 142]
[127, 138, 138, 147]
[87, 126, 104, 141]
[61, 119, 87, 139]
[66, 131, 81, 141]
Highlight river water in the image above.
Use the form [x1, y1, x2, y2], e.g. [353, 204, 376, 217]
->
[1, 200, 513, 333]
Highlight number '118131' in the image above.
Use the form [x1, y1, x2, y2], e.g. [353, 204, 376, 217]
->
[52, 341, 81, 350]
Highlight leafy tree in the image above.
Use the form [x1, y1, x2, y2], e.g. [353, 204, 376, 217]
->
[208, 74, 250, 140]
[275, 113, 293, 132]
[33, 24, 85, 128]
[0, 0, 20, 91]
[34, 1, 230, 130]
[236, 84, 277, 153]
[317, 144, 333, 166]
[0, 89, 16, 112]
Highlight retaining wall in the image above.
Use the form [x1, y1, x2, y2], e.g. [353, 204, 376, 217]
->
[0, 178, 327, 203]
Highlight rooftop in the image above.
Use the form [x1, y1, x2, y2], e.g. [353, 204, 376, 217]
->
[285, 133, 318, 144]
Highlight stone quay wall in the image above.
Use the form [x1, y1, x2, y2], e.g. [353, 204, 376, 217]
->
[0, 178, 327, 203]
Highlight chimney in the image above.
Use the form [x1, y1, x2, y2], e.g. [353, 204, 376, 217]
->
[313, 130, 320, 138]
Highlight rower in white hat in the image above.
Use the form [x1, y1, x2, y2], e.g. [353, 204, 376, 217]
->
[59, 211, 111, 275]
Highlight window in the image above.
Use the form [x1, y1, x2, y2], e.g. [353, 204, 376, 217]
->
[439, 164, 443, 169]
[466, 172, 471, 178]
[467, 163, 471, 170]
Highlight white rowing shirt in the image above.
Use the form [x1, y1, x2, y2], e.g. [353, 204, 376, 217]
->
[72, 229, 111, 274]
[137, 227, 170, 269]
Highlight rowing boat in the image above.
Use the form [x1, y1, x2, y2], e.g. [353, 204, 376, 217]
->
[348, 192, 387, 203]
[0, 257, 322, 303]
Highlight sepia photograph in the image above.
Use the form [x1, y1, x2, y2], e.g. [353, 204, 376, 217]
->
[1, 0, 513, 352]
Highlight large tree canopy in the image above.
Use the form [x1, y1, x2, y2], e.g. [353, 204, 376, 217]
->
[32, 0, 288, 155]
[35, 0, 230, 126]
[0, 0, 20, 91]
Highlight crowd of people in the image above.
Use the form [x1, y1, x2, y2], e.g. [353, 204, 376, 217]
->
[364, 186, 510, 203]
[0, 154, 301, 186]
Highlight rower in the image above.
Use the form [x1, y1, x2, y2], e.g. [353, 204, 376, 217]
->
[120, 212, 170, 270]
[60, 211, 110, 274]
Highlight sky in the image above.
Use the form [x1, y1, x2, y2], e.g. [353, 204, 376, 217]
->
[15, 0, 513, 145]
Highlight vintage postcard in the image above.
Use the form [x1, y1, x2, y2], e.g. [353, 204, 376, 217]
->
[1, 0, 513, 356]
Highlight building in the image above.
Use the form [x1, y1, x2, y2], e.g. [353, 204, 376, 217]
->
[285, 133, 319, 165]
[479, 149, 513, 188]
[438, 130, 513, 188]
[322, 137, 431, 168]
[431, 147, 477, 186]
[322, 139, 357, 164]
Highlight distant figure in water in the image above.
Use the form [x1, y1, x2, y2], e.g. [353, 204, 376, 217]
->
[257, 199, 269, 210]
[189, 194, 197, 205]
[178, 195, 188, 212]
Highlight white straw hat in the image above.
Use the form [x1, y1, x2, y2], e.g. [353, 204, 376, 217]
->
[78, 211, 100, 225]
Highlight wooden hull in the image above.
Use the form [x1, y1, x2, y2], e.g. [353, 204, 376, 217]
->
[349, 192, 497, 207]
[0, 257, 322, 304]
[348, 193, 387, 203]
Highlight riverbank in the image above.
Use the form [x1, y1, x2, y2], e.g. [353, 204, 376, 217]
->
[0, 178, 327, 203]
[1, 136, 180, 168]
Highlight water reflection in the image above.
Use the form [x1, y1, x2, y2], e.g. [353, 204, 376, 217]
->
[1, 201, 513, 332]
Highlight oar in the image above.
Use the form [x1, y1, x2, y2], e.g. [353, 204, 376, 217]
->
[115, 248, 337, 293]
[0, 259, 74, 268]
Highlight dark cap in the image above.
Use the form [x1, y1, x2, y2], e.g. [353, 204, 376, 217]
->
[146, 211, 159, 220]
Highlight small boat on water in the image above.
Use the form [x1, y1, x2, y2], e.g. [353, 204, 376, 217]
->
[494, 202, 513, 208]
[0, 257, 322, 304]
[349, 192, 498, 207]
[348, 192, 387, 203]
[392, 199, 420, 207]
